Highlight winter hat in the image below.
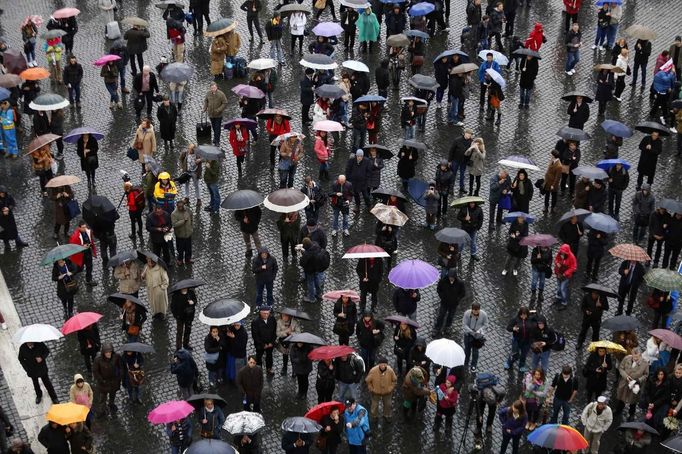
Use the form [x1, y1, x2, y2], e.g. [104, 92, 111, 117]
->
[102, 343, 114, 353]
[377, 356, 388, 364]
[597, 396, 608, 403]
[355, 149, 364, 157]
[446, 375, 457, 385]
[306, 218, 317, 227]
[448, 268, 458, 278]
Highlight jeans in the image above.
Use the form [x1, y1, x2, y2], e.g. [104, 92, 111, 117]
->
[184, 173, 202, 201]
[436, 86, 445, 103]
[530, 268, 545, 290]
[463, 334, 480, 368]
[606, 23, 619, 48]
[508, 338, 530, 368]
[519, 87, 532, 105]
[550, 398, 571, 424]
[278, 165, 297, 188]
[594, 27, 607, 46]
[68, 83, 81, 104]
[337, 382, 358, 402]
[556, 277, 570, 305]
[306, 271, 325, 300]
[447, 95, 460, 123]
[118, 67, 127, 90]
[105, 82, 119, 103]
[25, 41, 36, 62]
[269, 40, 285, 63]
[255, 281, 274, 307]
[450, 161, 466, 190]
[176, 236, 192, 262]
[608, 188, 623, 218]
[565, 51, 579, 72]
[352, 128, 366, 150]
[207, 183, 220, 212]
[332, 207, 349, 230]
[403, 124, 416, 139]
[466, 231, 478, 256]
[500, 433, 521, 454]
[531, 350, 550, 371]
[209, 117, 222, 146]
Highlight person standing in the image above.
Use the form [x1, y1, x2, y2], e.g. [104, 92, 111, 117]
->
[365, 357, 397, 419]
[542, 150, 563, 213]
[265, 12, 285, 65]
[580, 396, 613, 454]
[109, 39, 131, 95]
[457, 201, 483, 262]
[171, 286, 197, 351]
[0, 186, 28, 249]
[92, 343, 122, 416]
[171, 199, 193, 265]
[278, 135, 303, 189]
[171, 349, 199, 399]
[663, 212, 682, 270]
[203, 82, 228, 147]
[38, 422, 69, 453]
[504, 307, 532, 372]
[529, 246, 552, 305]
[252, 247, 278, 308]
[344, 399, 370, 453]
[197, 398, 224, 440]
[224, 321, 248, 384]
[462, 303, 488, 373]
[251, 307, 276, 375]
[565, 22, 582, 76]
[355, 311, 384, 370]
[330, 175, 353, 236]
[122, 182, 145, 243]
[52, 258, 78, 321]
[614, 348, 648, 420]
[62, 55, 83, 107]
[632, 184, 655, 243]
[76, 134, 99, 190]
[202, 158, 220, 214]
[498, 400, 526, 454]
[448, 129, 473, 193]
[576, 290, 609, 349]
[434, 269, 465, 336]
[141, 256, 169, 320]
[345, 150, 372, 213]
[501, 214, 529, 276]
[100, 60, 121, 110]
[488, 169, 511, 226]
[356, 7, 380, 53]
[616, 259, 645, 315]
[124, 25, 150, 76]
[548, 365, 578, 424]
[204, 326, 224, 387]
[488, 3, 504, 51]
[157, 96, 178, 150]
[146, 204, 172, 264]
[554, 243, 577, 309]
[356, 257, 382, 314]
[518, 55, 539, 109]
[289, 342, 313, 399]
[69, 221, 98, 287]
[190, 0, 212, 36]
[237, 355, 264, 412]
[18, 342, 59, 405]
[76, 323, 100, 374]
[637, 131, 662, 189]
[132, 66, 159, 121]
[647, 206, 669, 268]
[234, 206, 262, 258]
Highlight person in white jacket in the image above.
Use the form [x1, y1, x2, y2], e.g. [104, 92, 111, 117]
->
[580, 396, 613, 454]
[289, 12, 307, 55]
[614, 48, 629, 101]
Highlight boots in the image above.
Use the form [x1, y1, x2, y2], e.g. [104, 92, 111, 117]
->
[537, 289, 544, 302]
[495, 112, 501, 125]
[434, 415, 442, 432]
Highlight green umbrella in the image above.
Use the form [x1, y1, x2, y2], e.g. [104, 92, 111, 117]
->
[450, 195, 486, 207]
[41, 244, 88, 266]
[644, 269, 682, 292]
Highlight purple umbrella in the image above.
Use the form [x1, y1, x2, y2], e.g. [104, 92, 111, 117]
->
[520, 234, 558, 248]
[388, 259, 439, 289]
[223, 118, 258, 130]
[63, 127, 105, 144]
[231, 84, 265, 99]
[312, 22, 344, 37]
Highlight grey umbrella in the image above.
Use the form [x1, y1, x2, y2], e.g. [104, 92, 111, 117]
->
[571, 166, 608, 180]
[41, 29, 67, 40]
[660, 198, 682, 215]
[108, 293, 145, 309]
[635, 121, 671, 136]
[557, 208, 591, 223]
[584, 213, 619, 234]
[581, 283, 618, 298]
[618, 421, 659, 435]
[400, 139, 428, 151]
[220, 189, 263, 210]
[196, 145, 223, 161]
[284, 332, 327, 345]
[160, 62, 194, 83]
[434, 227, 471, 245]
[279, 3, 311, 15]
[557, 126, 591, 141]
[184, 439, 237, 454]
[187, 393, 227, 408]
[29, 93, 70, 111]
[275, 307, 312, 320]
[602, 315, 640, 331]
[281, 416, 322, 433]
[408, 74, 439, 91]
[300, 54, 337, 70]
[314, 84, 346, 99]
[204, 18, 237, 37]
[561, 91, 593, 103]
[106, 250, 138, 268]
[121, 342, 155, 353]
[512, 48, 541, 59]
[137, 249, 168, 269]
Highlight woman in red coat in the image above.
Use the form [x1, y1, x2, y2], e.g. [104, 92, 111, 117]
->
[265, 114, 290, 170]
[525, 22, 547, 51]
[229, 124, 250, 176]
[563, 0, 581, 33]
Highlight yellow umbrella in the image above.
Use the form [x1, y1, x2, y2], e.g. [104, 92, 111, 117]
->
[46, 403, 90, 425]
[588, 340, 627, 354]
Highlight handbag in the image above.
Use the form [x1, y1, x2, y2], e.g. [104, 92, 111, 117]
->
[127, 147, 139, 161]
[471, 337, 486, 349]
[412, 55, 424, 67]
[499, 194, 512, 210]
[127, 325, 140, 336]
[152, 94, 163, 103]
[65, 199, 81, 218]
[561, 163, 570, 175]
[315, 436, 327, 450]
[64, 277, 79, 293]
[196, 113, 211, 141]
[204, 352, 219, 364]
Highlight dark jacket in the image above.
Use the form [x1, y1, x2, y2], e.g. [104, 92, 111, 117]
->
[282, 432, 313, 453]
[252, 247, 278, 284]
[367, 156, 384, 189]
[617, 260, 645, 294]
[170, 349, 198, 388]
[93, 351, 122, 393]
[300, 75, 315, 105]
[666, 215, 682, 247]
[392, 288, 420, 316]
[587, 185, 607, 213]
[587, 229, 608, 258]
[506, 316, 533, 343]
[341, 8, 360, 31]
[329, 180, 354, 209]
[333, 299, 357, 336]
[449, 135, 474, 166]
[356, 258, 383, 291]
[466, 0, 482, 25]
[76, 325, 101, 356]
[498, 408, 527, 437]
[225, 325, 248, 358]
[637, 136, 662, 175]
[132, 72, 159, 94]
[583, 352, 612, 393]
[567, 100, 590, 129]
[317, 360, 336, 390]
[397, 147, 419, 179]
[51, 259, 79, 301]
[559, 220, 583, 248]
[240, 0, 261, 17]
[237, 364, 264, 399]
[170, 289, 197, 323]
[437, 275, 465, 308]
[18, 342, 50, 378]
[385, 10, 407, 35]
[156, 103, 178, 141]
[38, 423, 69, 454]
[68, 426, 94, 454]
[298, 225, 327, 249]
[145, 210, 172, 244]
[265, 17, 284, 41]
[581, 293, 609, 321]
[489, 173, 511, 203]
[595, 70, 613, 102]
[457, 204, 483, 232]
[124, 27, 150, 54]
[530, 320, 556, 352]
[355, 318, 385, 350]
[375, 65, 389, 91]
[251, 315, 277, 349]
[76, 136, 99, 171]
[345, 157, 372, 192]
[608, 165, 629, 191]
[519, 57, 539, 89]
[109, 41, 130, 69]
[649, 210, 669, 238]
[335, 354, 364, 383]
[506, 219, 529, 258]
[289, 343, 313, 375]
[435, 166, 454, 195]
[62, 62, 83, 86]
[633, 39, 652, 65]
[530, 246, 553, 273]
[234, 207, 262, 234]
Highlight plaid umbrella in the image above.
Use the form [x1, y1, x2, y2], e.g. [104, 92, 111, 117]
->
[609, 243, 651, 262]
[644, 269, 682, 292]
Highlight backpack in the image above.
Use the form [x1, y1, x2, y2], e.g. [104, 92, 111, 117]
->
[131, 186, 145, 210]
[233, 57, 248, 78]
[475, 372, 498, 390]
[551, 332, 566, 351]
[105, 21, 121, 40]
[316, 248, 331, 272]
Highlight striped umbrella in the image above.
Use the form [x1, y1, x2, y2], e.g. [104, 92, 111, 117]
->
[527, 424, 588, 451]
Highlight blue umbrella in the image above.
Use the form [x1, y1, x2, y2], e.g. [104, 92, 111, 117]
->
[407, 179, 428, 207]
[0, 87, 10, 102]
[380, 0, 406, 3]
[503, 212, 535, 223]
[601, 120, 633, 138]
[405, 30, 430, 40]
[584, 213, 620, 234]
[433, 49, 469, 64]
[596, 159, 631, 171]
[596, 0, 622, 5]
[63, 127, 105, 144]
[571, 166, 608, 180]
[354, 95, 387, 104]
[408, 2, 435, 16]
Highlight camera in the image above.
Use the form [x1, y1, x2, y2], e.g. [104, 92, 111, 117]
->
[468, 383, 480, 397]
[121, 171, 131, 183]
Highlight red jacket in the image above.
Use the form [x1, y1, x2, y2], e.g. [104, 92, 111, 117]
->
[524, 23, 546, 51]
[314, 136, 329, 163]
[68, 228, 97, 268]
[266, 118, 290, 137]
[563, 0, 581, 14]
[436, 376, 459, 410]
[554, 244, 577, 279]
[229, 128, 250, 157]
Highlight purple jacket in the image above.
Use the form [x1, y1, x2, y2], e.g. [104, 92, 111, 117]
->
[498, 407, 527, 437]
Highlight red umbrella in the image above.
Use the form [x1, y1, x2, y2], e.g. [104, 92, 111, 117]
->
[308, 345, 355, 361]
[342, 244, 390, 259]
[305, 401, 345, 422]
[322, 290, 360, 302]
[61, 312, 103, 335]
[649, 329, 682, 350]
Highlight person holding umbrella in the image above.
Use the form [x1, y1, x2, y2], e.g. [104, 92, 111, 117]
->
[501, 214, 529, 277]
[141, 255, 169, 320]
[76, 322, 100, 374]
[49, 183, 74, 240]
[69, 220, 97, 287]
[74, 133, 99, 190]
[290, 341, 314, 399]
[0, 186, 28, 249]
[29, 144, 53, 196]
[615, 258, 645, 316]
[52, 257, 79, 321]
[356, 257, 383, 314]
[510, 169, 533, 213]
[647, 206, 669, 268]
[120, 298, 146, 342]
[567, 95, 590, 130]
[576, 290, 609, 349]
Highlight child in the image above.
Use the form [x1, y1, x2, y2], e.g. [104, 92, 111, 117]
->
[44, 37, 64, 83]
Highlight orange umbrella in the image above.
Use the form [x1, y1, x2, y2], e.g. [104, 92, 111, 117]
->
[46, 403, 90, 425]
[19, 67, 50, 81]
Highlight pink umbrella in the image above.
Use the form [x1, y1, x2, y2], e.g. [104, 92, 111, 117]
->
[148, 401, 194, 424]
[61, 312, 103, 335]
[94, 55, 121, 67]
[322, 290, 360, 302]
[53, 8, 81, 19]
[22, 15, 44, 28]
[313, 120, 344, 132]
[231, 84, 265, 99]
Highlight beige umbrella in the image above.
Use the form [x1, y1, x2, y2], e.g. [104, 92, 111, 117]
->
[450, 63, 479, 74]
[26, 133, 61, 154]
[45, 175, 81, 188]
[594, 64, 624, 74]
[625, 25, 656, 41]
[122, 17, 149, 27]
[370, 203, 409, 226]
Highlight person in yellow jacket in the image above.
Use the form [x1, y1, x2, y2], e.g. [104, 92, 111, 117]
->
[44, 37, 64, 83]
[153, 171, 178, 214]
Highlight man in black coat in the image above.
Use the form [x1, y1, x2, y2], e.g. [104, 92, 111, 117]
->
[435, 269, 466, 336]
[636, 131, 663, 188]
[298, 218, 327, 249]
[576, 291, 609, 349]
[300, 237, 325, 302]
[518, 56, 538, 108]
[357, 257, 383, 314]
[345, 149, 372, 213]
[558, 215, 583, 256]
[647, 207, 669, 268]
[132, 66, 159, 120]
[457, 201, 483, 259]
[18, 342, 58, 404]
[392, 288, 420, 320]
[587, 179, 607, 213]
[146, 204, 172, 264]
[235, 206, 262, 258]
[448, 129, 474, 193]
[300, 69, 315, 123]
[62, 55, 83, 107]
[170, 287, 197, 351]
[123, 25, 150, 76]
[375, 60, 390, 98]
[38, 422, 69, 454]
[252, 247, 278, 309]
[251, 306, 277, 374]
[0, 185, 28, 249]
[616, 260, 645, 315]
[662, 212, 682, 270]
[567, 96, 590, 130]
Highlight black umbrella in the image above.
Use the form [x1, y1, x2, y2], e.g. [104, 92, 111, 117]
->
[196, 145, 223, 161]
[561, 91, 593, 103]
[384, 314, 420, 328]
[220, 189, 263, 210]
[371, 187, 407, 200]
[512, 48, 541, 59]
[281, 416, 322, 433]
[400, 139, 428, 151]
[107, 250, 138, 268]
[662, 435, 682, 453]
[121, 342, 155, 353]
[660, 198, 682, 215]
[557, 126, 591, 141]
[618, 421, 659, 435]
[408, 74, 439, 91]
[602, 315, 640, 331]
[362, 144, 394, 159]
[199, 298, 251, 325]
[434, 227, 470, 245]
[581, 283, 618, 298]
[169, 278, 206, 293]
[314, 84, 345, 99]
[137, 250, 168, 270]
[284, 332, 327, 345]
[275, 307, 312, 320]
[108, 293, 146, 310]
[184, 439, 237, 454]
[82, 195, 120, 227]
[187, 393, 227, 408]
[635, 121, 672, 136]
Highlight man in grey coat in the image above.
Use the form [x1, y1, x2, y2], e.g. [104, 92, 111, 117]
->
[631, 184, 655, 244]
[462, 302, 488, 372]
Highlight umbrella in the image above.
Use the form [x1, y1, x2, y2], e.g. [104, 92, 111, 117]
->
[596, 158, 631, 171]
[528, 424, 588, 451]
[148, 400, 194, 424]
[384, 315, 420, 328]
[61, 312, 102, 335]
[160, 62, 194, 83]
[41, 29, 67, 40]
[264, 188, 310, 213]
[520, 234, 558, 248]
[644, 269, 682, 292]
[558, 208, 591, 223]
[408, 74, 439, 91]
[106, 250, 138, 268]
[300, 54, 338, 70]
[256, 108, 291, 120]
[557, 126, 591, 141]
[498, 155, 540, 171]
[561, 91, 594, 103]
[0, 87, 10, 102]
[247, 58, 277, 71]
[121, 342, 155, 353]
[223, 411, 266, 434]
[305, 401, 345, 422]
[425, 338, 465, 367]
[187, 393, 227, 408]
[608, 243, 650, 262]
[232, 84, 265, 99]
[137, 250, 168, 269]
[169, 278, 206, 293]
[661, 198, 682, 215]
[450, 195, 486, 207]
[584, 213, 619, 233]
[184, 440, 237, 454]
[673, 99, 682, 109]
[602, 315, 640, 331]
[342, 244, 389, 259]
[275, 307, 312, 320]
[13, 324, 63, 344]
[313, 120, 344, 132]
[27, 133, 62, 154]
[0, 74, 23, 88]
[512, 48, 541, 59]
[434, 227, 471, 246]
[478, 49, 509, 66]
[502, 211, 535, 223]
[195, 145, 223, 161]
[581, 283, 618, 298]
[371, 187, 405, 200]
[571, 166, 608, 180]
[284, 332, 327, 345]
[400, 96, 427, 105]
[315, 84, 346, 99]
[400, 139, 428, 150]
[46, 403, 89, 425]
[41, 244, 87, 266]
[63, 127, 104, 144]
[662, 436, 682, 453]
[29, 93, 69, 111]
[588, 340, 626, 354]
[122, 17, 149, 27]
[625, 24, 656, 41]
[83, 195, 119, 227]
[53, 7, 80, 19]
[322, 289, 360, 301]
[94, 54, 121, 67]
[279, 3, 312, 15]
[342, 60, 369, 73]
[3, 50, 28, 75]
[45, 175, 80, 188]
[108, 293, 145, 309]
[386, 34, 410, 47]
[405, 30, 430, 40]
[601, 120, 633, 138]
[270, 132, 305, 146]
[220, 189, 263, 210]
[339, 0, 370, 7]
[635, 121, 671, 136]
[433, 49, 469, 64]
[407, 179, 429, 207]
[409, 2, 435, 16]
[618, 421, 659, 435]
[199, 298, 251, 325]
[370, 203, 408, 226]
[312, 22, 344, 37]
[594, 63, 625, 73]
[224, 118, 258, 130]
[354, 95, 387, 104]
[308, 345, 355, 361]
[204, 18, 236, 37]
[388, 259, 439, 289]
[281, 416, 322, 434]
[450, 63, 479, 74]
[648, 329, 682, 350]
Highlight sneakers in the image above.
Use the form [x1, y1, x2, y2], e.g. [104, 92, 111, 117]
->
[455, 121, 464, 126]
[331, 230, 337, 236]
[501, 269, 507, 276]
[614, 96, 622, 102]
[671, 127, 678, 133]
[565, 70, 573, 76]
[590, 44, 598, 50]
[343, 229, 350, 237]
[512, 269, 518, 276]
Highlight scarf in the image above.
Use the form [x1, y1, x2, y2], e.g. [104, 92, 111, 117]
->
[235, 128, 244, 142]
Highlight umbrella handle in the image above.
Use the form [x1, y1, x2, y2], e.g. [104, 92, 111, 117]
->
[365, 260, 368, 280]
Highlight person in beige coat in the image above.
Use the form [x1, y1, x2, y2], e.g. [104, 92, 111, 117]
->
[275, 313, 301, 376]
[615, 348, 648, 420]
[210, 35, 229, 77]
[542, 149, 563, 213]
[132, 118, 157, 173]
[141, 258, 169, 319]
[69, 373, 94, 428]
[113, 261, 142, 297]
[365, 356, 397, 418]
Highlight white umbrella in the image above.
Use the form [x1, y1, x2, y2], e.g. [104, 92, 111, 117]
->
[478, 49, 509, 66]
[425, 338, 465, 368]
[313, 120, 344, 132]
[485, 68, 506, 89]
[13, 324, 63, 344]
[498, 156, 540, 171]
[270, 132, 305, 146]
[400, 96, 427, 105]
[299, 54, 338, 70]
[339, 0, 370, 7]
[247, 58, 277, 71]
[342, 60, 369, 73]
[223, 411, 266, 435]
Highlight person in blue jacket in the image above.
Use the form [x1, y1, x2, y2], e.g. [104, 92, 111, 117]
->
[477, 53, 501, 109]
[650, 66, 676, 124]
[344, 398, 370, 453]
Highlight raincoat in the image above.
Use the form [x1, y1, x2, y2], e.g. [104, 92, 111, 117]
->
[344, 403, 370, 446]
[0, 107, 18, 156]
[356, 9, 380, 43]
[143, 262, 169, 315]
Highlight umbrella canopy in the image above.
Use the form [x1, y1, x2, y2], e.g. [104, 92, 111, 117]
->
[485, 68, 506, 89]
[148, 400, 194, 424]
[0, 87, 10, 102]
[571, 166, 608, 180]
[41, 244, 87, 266]
[434, 227, 471, 246]
[0, 74, 24, 88]
[169, 278, 206, 293]
[342, 60, 369, 72]
[160, 62, 194, 83]
[662, 436, 682, 453]
[305, 401, 346, 422]
[602, 315, 640, 332]
[342, 244, 390, 259]
[232, 84, 265, 99]
[275, 307, 312, 320]
[264, 189, 310, 213]
[450, 63, 479, 74]
[660, 198, 682, 215]
[107, 250, 138, 268]
[601, 119, 633, 138]
[187, 393, 227, 408]
[308, 345, 355, 361]
[450, 195, 486, 207]
[281, 416, 322, 434]
[617, 421, 659, 435]
[498, 155, 540, 171]
[220, 189, 263, 210]
[121, 342, 155, 353]
[29, 93, 69, 111]
[433, 49, 469, 64]
[384, 315, 420, 328]
[122, 16, 149, 27]
[339, 0, 370, 7]
[53, 7, 80, 18]
[63, 127, 104, 144]
[512, 48, 541, 59]
[195, 145, 223, 161]
[407, 179, 428, 207]
[315, 84, 345, 99]
[284, 332, 327, 345]
[94, 54, 121, 67]
[425, 338, 465, 367]
[588, 340, 626, 354]
[108, 293, 145, 310]
[184, 439, 237, 454]
[608, 243, 650, 262]
[405, 30, 430, 40]
[528, 424, 588, 451]
[41, 29, 67, 40]
[478, 49, 509, 65]
[61, 312, 102, 335]
[386, 34, 410, 47]
[558, 208, 591, 223]
[557, 126, 591, 141]
[322, 290, 360, 301]
[409, 2, 435, 16]
[400, 96, 427, 105]
[561, 91, 594, 103]
[596, 158, 631, 171]
[137, 250, 168, 269]
[83, 195, 119, 227]
[20, 67, 50, 82]
[371, 187, 405, 200]
[247, 58, 277, 70]
[13, 324, 63, 344]
[582, 283, 618, 298]
[199, 298, 250, 325]
[502, 212, 535, 223]
[27, 133, 62, 154]
[594, 63, 624, 73]
[388, 259, 439, 289]
[520, 234, 558, 248]
[648, 329, 682, 350]
[400, 139, 428, 150]
[223, 411, 266, 435]
[370, 203, 408, 226]
[204, 18, 237, 37]
[224, 118, 258, 130]
[270, 132, 305, 146]
[257, 108, 291, 120]
[408, 74, 439, 91]
[635, 121, 671, 136]
[644, 269, 682, 292]
[46, 403, 89, 425]
[354, 95, 387, 104]
[279, 3, 312, 15]
[625, 24, 656, 41]
[312, 22, 343, 37]
[45, 175, 80, 188]
[313, 120, 344, 132]
[584, 213, 619, 233]
[300, 54, 338, 70]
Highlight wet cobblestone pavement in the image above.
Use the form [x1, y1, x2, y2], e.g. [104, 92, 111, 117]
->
[1, 0, 682, 452]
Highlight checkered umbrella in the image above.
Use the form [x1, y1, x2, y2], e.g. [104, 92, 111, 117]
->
[644, 269, 682, 292]
[609, 243, 651, 262]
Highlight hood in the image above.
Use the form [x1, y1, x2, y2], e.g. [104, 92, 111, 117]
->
[559, 244, 572, 255]
[533, 22, 543, 32]
[257, 247, 269, 256]
[102, 342, 114, 353]
[534, 314, 547, 325]
[175, 348, 190, 361]
[73, 373, 84, 384]
[414, 337, 426, 348]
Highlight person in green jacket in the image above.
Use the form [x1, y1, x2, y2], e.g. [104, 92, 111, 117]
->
[203, 160, 221, 214]
[356, 7, 380, 53]
[171, 199, 194, 265]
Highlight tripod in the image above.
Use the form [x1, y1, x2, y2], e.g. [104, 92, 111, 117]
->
[455, 391, 481, 454]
